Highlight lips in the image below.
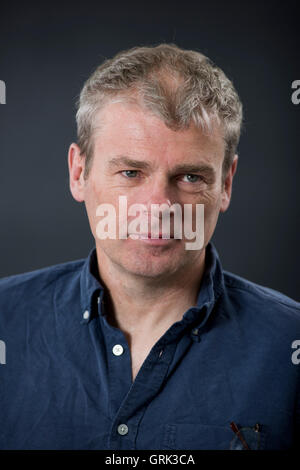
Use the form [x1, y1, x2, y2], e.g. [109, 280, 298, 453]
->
[131, 232, 174, 239]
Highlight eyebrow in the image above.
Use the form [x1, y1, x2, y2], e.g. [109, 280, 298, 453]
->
[107, 156, 152, 170]
[107, 155, 216, 177]
[171, 164, 216, 177]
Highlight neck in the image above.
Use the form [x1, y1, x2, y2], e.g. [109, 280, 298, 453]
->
[95, 247, 206, 345]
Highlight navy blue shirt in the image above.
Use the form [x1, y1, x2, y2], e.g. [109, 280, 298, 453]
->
[0, 241, 299, 450]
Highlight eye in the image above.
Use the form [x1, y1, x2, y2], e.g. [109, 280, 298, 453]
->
[121, 170, 139, 178]
[181, 174, 202, 183]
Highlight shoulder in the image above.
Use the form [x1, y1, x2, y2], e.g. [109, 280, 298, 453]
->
[222, 269, 300, 322]
[0, 258, 85, 303]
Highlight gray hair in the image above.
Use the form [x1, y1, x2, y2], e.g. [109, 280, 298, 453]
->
[76, 43, 243, 184]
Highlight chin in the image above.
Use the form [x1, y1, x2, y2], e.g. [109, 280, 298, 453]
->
[120, 252, 187, 279]
[124, 264, 174, 279]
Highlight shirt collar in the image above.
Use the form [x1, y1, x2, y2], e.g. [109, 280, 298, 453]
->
[79, 241, 225, 329]
[79, 247, 104, 323]
[180, 240, 225, 338]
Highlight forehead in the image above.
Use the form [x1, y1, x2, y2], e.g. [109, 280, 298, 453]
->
[92, 101, 225, 167]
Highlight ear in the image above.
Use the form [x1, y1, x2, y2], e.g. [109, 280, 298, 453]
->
[68, 143, 86, 202]
[220, 154, 238, 213]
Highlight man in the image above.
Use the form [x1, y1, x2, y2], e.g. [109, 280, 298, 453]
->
[0, 44, 299, 450]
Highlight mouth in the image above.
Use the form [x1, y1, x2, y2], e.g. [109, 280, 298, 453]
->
[131, 232, 174, 238]
[128, 232, 176, 245]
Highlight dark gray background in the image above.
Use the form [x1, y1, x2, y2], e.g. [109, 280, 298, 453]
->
[0, 0, 299, 300]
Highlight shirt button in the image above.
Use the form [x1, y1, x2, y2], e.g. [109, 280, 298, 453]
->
[112, 344, 124, 356]
[83, 310, 90, 320]
[117, 424, 128, 436]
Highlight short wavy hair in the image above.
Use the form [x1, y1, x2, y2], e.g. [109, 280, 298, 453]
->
[76, 43, 243, 185]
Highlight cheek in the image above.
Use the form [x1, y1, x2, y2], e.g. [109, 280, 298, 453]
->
[192, 187, 221, 212]
[194, 190, 222, 231]
[83, 180, 106, 234]
[86, 176, 112, 207]
[204, 196, 222, 224]
[85, 179, 130, 239]
[84, 184, 97, 215]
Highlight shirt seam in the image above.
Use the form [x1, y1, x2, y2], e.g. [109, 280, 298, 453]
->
[224, 278, 300, 311]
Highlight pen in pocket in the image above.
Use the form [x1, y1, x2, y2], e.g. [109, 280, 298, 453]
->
[230, 421, 250, 450]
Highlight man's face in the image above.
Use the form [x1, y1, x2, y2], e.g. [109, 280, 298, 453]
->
[69, 101, 236, 280]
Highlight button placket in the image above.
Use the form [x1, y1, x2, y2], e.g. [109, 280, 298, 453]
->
[108, 341, 178, 450]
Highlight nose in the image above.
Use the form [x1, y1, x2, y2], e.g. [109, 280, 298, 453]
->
[129, 174, 179, 238]
[143, 174, 174, 212]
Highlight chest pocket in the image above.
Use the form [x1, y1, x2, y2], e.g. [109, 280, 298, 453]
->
[163, 423, 266, 450]
[229, 423, 265, 450]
